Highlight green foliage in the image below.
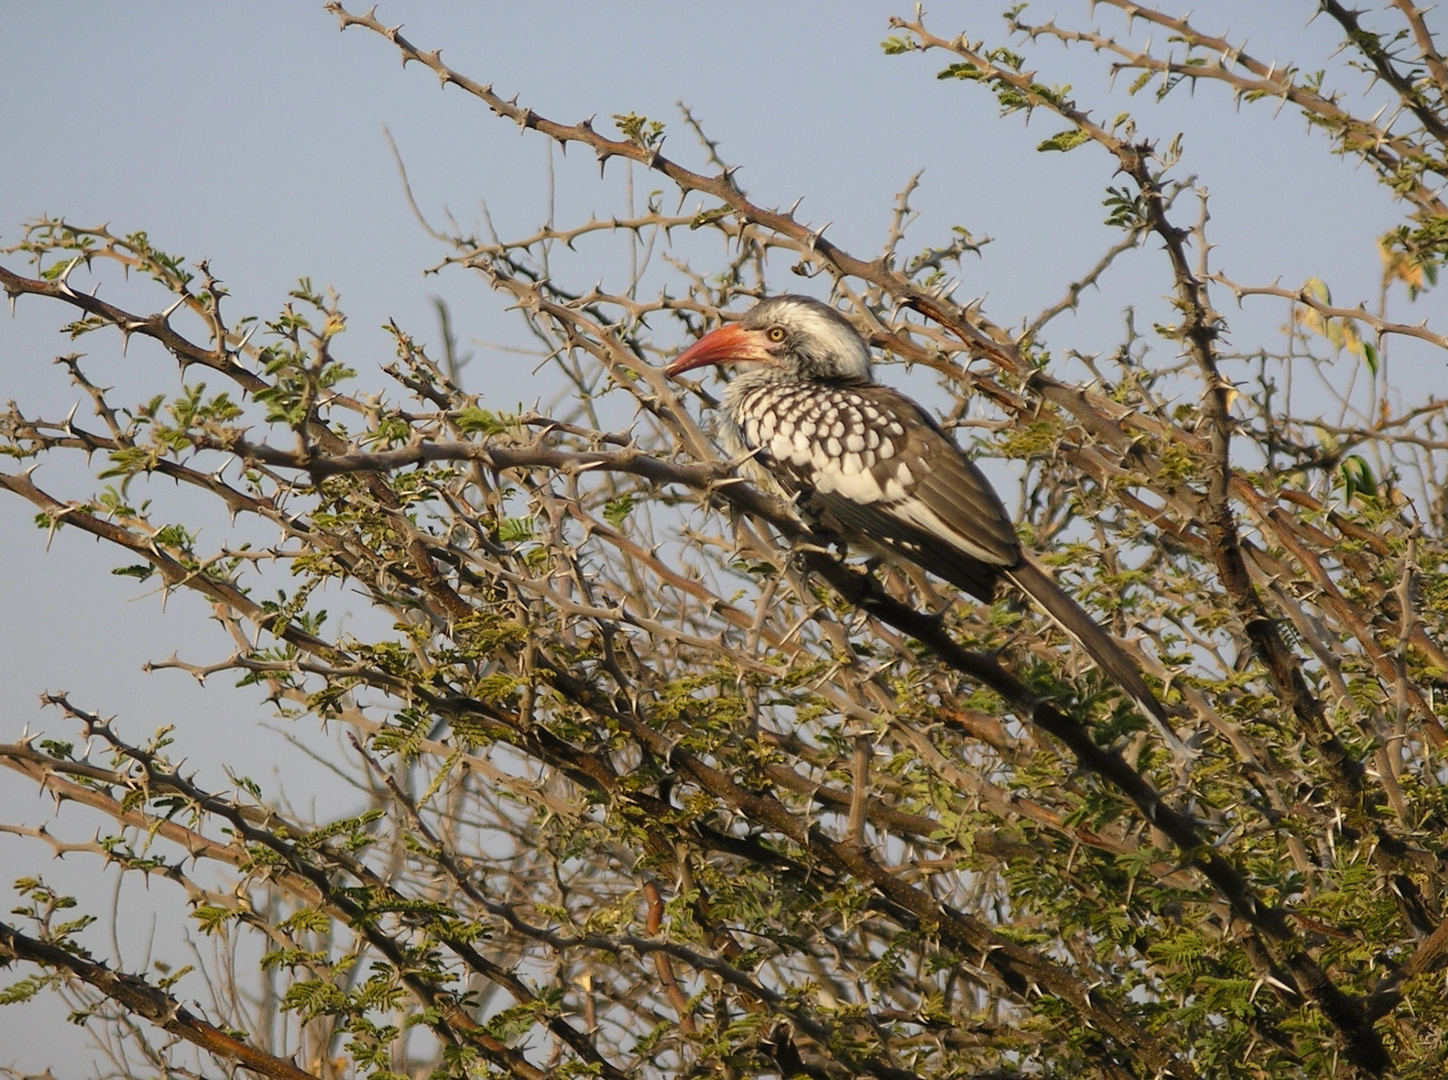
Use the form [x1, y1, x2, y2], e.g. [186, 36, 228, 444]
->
[1103, 184, 1148, 230]
[453, 405, 516, 436]
[603, 493, 634, 527]
[1036, 127, 1091, 152]
[1339, 454, 1378, 502]
[613, 112, 665, 150]
[110, 563, 156, 581]
[4, 6, 1448, 1080]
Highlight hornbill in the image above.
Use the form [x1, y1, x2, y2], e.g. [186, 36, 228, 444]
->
[666, 294, 1190, 758]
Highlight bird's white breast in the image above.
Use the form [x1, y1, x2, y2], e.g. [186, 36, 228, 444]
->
[725, 376, 914, 506]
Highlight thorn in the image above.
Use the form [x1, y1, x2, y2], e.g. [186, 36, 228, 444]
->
[233, 324, 258, 354]
[161, 294, 187, 323]
[1264, 974, 1297, 996]
[804, 222, 832, 254]
[56, 254, 85, 295]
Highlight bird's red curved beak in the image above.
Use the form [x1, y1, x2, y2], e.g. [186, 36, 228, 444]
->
[665, 323, 771, 377]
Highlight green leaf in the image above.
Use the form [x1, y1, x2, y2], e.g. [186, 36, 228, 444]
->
[1037, 128, 1091, 152]
[612, 112, 665, 150]
[603, 494, 634, 528]
[498, 516, 535, 543]
[0, 977, 47, 1005]
[1339, 455, 1377, 502]
[111, 564, 157, 582]
[1361, 340, 1379, 376]
[937, 62, 984, 81]
[689, 206, 732, 229]
[454, 406, 515, 436]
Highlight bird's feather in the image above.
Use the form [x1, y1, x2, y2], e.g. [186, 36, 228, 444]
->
[729, 381, 1018, 594]
[678, 294, 1193, 758]
[1006, 554, 1192, 758]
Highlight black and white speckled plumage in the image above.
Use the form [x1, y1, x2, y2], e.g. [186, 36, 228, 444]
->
[723, 369, 1018, 601]
[671, 295, 1018, 600]
[668, 294, 1191, 758]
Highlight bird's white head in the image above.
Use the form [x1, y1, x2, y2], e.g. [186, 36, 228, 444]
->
[666, 295, 873, 384]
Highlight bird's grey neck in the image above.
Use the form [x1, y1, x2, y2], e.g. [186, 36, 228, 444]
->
[724, 364, 869, 396]
[724, 364, 799, 393]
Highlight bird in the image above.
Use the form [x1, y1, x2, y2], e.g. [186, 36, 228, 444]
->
[666, 294, 1190, 758]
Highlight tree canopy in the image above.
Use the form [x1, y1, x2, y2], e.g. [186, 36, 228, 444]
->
[4, 4, 1448, 1079]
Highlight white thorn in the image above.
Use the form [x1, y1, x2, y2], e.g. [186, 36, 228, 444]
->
[56, 254, 84, 295]
[234, 324, 258, 352]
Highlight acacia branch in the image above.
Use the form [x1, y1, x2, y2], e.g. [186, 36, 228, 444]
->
[1210, 273, 1447, 349]
[1319, 0, 1448, 145]
[0, 920, 319, 1080]
[325, 2, 1023, 371]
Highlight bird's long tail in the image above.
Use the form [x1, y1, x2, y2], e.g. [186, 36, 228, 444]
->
[1005, 553, 1194, 760]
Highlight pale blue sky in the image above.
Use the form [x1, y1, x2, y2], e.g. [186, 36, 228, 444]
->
[1, 2, 1439, 1070]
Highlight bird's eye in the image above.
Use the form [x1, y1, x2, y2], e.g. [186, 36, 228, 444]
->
[765, 326, 787, 343]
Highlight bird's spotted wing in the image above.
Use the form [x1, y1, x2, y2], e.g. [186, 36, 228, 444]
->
[732, 381, 1019, 600]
